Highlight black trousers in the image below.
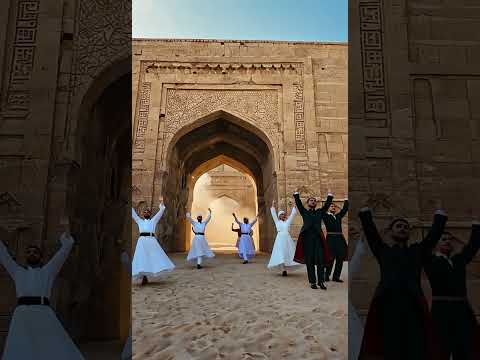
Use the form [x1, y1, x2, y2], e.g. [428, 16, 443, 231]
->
[325, 257, 344, 280]
[431, 301, 475, 360]
[306, 263, 324, 284]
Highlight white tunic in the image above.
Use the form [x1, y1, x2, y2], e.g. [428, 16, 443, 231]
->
[0, 234, 84, 360]
[186, 212, 215, 261]
[348, 238, 366, 360]
[267, 207, 300, 269]
[235, 218, 257, 259]
[131, 205, 175, 281]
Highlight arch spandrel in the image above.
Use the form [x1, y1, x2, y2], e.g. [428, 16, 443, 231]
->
[161, 91, 281, 172]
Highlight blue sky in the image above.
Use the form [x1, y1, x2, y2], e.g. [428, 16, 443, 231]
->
[132, 0, 347, 42]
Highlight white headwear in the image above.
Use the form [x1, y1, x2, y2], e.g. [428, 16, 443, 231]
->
[278, 210, 286, 216]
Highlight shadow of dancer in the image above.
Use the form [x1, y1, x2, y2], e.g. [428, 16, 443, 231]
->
[357, 207, 447, 360]
[424, 221, 480, 360]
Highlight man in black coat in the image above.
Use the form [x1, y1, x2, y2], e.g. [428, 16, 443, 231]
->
[293, 191, 333, 290]
[424, 222, 480, 360]
[323, 199, 349, 282]
[358, 207, 448, 360]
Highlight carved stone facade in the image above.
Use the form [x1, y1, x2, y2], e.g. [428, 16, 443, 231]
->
[0, 0, 131, 353]
[350, 0, 480, 319]
[132, 39, 348, 253]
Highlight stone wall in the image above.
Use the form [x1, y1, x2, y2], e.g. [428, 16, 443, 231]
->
[349, 0, 480, 318]
[132, 39, 348, 252]
[0, 0, 131, 351]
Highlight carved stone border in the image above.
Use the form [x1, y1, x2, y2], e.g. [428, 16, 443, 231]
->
[359, 0, 388, 127]
[133, 82, 151, 153]
[6, 0, 40, 113]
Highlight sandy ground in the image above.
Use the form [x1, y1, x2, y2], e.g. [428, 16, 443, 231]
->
[133, 252, 348, 360]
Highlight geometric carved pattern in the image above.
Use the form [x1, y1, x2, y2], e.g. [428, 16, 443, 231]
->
[165, 89, 279, 146]
[359, 0, 388, 127]
[71, 0, 131, 95]
[293, 82, 306, 151]
[6, 0, 40, 112]
[133, 83, 151, 153]
[145, 61, 304, 76]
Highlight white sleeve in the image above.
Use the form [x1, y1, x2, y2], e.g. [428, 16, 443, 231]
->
[131, 207, 141, 225]
[151, 204, 166, 225]
[44, 233, 74, 279]
[0, 240, 20, 279]
[286, 207, 297, 225]
[270, 207, 279, 225]
[349, 239, 366, 275]
[186, 212, 194, 225]
[205, 211, 212, 224]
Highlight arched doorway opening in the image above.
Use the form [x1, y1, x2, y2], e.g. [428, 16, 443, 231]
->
[189, 162, 259, 251]
[67, 70, 131, 344]
[160, 111, 278, 253]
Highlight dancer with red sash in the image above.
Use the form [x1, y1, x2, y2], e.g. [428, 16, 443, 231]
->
[358, 207, 448, 360]
[293, 191, 333, 290]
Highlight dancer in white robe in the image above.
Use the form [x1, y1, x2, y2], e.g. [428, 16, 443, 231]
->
[268, 200, 300, 276]
[348, 236, 366, 360]
[0, 232, 84, 360]
[232, 212, 258, 263]
[131, 201, 174, 285]
[120, 250, 132, 360]
[186, 208, 215, 269]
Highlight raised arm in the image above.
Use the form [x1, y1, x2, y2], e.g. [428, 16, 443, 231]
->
[151, 203, 166, 224]
[293, 192, 306, 215]
[462, 221, 480, 264]
[286, 206, 297, 226]
[320, 193, 334, 212]
[358, 208, 385, 260]
[44, 232, 75, 278]
[232, 213, 241, 225]
[420, 210, 448, 258]
[0, 240, 20, 279]
[185, 212, 195, 225]
[338, 199, 349, 218]
[250, 215, 258, 227]
[131, 207, 142, 225]
[270, 206, 279, 225]
[205, 209, 212, 224]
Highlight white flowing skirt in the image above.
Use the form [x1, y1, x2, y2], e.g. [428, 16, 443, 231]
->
[3, 305, 84, 360]
[187, 235, 215, 261]
[132, 236, 175, 281]
[267, 231, 300, 269]
[348, 300, 364, 360]
[237, 234, 255, 259]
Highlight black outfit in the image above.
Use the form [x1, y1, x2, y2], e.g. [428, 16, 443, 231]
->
[358, 210, 447, 360]
[294, 193, 333, 285]
[323, 200, 348, 280]
[424, 223, 480, 360]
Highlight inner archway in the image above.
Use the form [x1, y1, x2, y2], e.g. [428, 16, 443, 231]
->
[161, 112, 278, 253]
[190, 164, 259, 251]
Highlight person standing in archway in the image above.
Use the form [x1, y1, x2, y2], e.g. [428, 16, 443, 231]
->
[293, 191, 333, 290]
[268, 200, 300, 276]
[0, 222, 85, 359]
[185, 208, 215, 269]
[131, 200, 175, 285]
[233, 213, 258, 263]
[323, 199, 349, 282]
